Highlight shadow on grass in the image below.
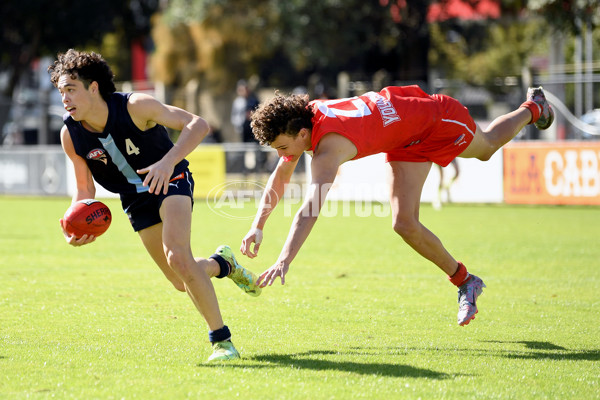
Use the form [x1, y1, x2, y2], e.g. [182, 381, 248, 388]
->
[503, 350, 600, 361]
[482, 340, 600, 361]
[201, 350, 450, 379]
[483, 340, 566, 350]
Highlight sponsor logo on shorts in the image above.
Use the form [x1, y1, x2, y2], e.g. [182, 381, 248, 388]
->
[454, 134, 467, 146]
[169, 172, 185, 182]
[404, 140, 421, 148]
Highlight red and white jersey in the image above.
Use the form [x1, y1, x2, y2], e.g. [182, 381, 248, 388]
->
[309, 86, 448, 160]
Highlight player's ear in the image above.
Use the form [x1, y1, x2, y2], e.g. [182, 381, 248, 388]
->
[299, 128, 309, 139]
[89, 81, 99, 95]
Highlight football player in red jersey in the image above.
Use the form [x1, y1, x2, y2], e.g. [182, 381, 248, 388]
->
[241, 85, 554, 326]
[49, 49, 261, 361]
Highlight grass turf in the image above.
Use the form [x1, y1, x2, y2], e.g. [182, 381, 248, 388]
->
[1, 196, 598, 399]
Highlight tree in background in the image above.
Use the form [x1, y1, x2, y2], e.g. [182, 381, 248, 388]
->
[429, 10, 547, 91]
[528, 0, 599, 32]
[528, 0, 599, 120]
[154, 0, 432, 139]
[158, 0, 430, 94]
[0, 0, 159, 137]
[156, 0, 276, 94]
[2, 0, 597, 142]
[427, 0, 598, 130]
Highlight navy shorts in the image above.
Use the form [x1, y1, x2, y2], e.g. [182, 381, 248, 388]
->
[120, 170, 195, 232]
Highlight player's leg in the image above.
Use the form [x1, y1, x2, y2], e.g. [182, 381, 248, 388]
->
[388, 161, 458, 274]
[138, 219, 254, 294]
[388, 161, 484, 325]
[158, 195, 224, 328]
[138, 224, 186, 292]
[138, 222, 224, 288]
[160, 195, 242, 360]
[137, 224, 210, 328]
[433, 164, 443, 210]
[159, 195, 240, 361]
[459, 87, 554, 161]
[446, 159, 459, 203]
[458, 108, 530, 161]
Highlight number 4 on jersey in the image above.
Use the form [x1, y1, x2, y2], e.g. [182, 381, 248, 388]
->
[125, 138, 140, 155]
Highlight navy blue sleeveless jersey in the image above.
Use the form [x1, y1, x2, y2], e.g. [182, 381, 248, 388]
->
[63, 92, 189, 195]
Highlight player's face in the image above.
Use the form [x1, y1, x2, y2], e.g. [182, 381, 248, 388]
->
[57, 75, 94, 121]
[270, 129, 310, 162]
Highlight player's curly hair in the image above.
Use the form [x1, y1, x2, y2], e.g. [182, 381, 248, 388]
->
[250, 92, 314, 145]
[48, 49, 116, 101]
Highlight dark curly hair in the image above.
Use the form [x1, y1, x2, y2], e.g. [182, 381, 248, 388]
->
[250, 92, 314, 145]
[48, 49, 116, 101]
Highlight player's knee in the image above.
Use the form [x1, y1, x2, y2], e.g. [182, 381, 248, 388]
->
[392, 216, 420, 241]
[164, 247, 193, 280]
[476, 149, 494, 161]
[475, 133, 499, 161]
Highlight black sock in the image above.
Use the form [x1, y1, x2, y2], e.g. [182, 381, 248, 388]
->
[210, 254, 231, 279]
[209, 325, 231, 343]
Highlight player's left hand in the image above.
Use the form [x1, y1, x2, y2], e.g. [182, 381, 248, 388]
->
[137, 159, 174, 195]
[257, 260, 290, 287]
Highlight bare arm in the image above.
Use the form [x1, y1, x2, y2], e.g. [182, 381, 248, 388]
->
[61, 126, 96, 200]
[60, 126, 97, 246]
[254, 157, 299, 230]
[271, 153, 340, 268]
[240, 156, 299, 258]
[257, 133, 357, 287]
[128, 93, 210, 194]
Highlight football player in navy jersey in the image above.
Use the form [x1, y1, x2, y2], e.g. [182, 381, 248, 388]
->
[49, 49, 260, 362]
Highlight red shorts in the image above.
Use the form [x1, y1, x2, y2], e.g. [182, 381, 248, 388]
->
[386, 94, 476, 167]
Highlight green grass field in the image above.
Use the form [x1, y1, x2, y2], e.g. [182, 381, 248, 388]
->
[1, 196, 598, 399]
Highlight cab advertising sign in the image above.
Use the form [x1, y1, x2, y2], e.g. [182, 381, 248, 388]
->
[504, 142, 600, 205]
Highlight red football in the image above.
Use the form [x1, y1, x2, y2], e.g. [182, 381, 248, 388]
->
[63, 199, 112, 238]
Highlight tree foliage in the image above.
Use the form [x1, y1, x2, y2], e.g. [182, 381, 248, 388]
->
[527, 0, 599, 33]
[158, 0, 431, 93]
[0, 0, 158, 97]
[157, 0, 598, 95]
[429, 0, 598, 94]
[429, 17, 547, 90]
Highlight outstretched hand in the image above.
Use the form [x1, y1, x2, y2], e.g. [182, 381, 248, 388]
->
[240, 227, 263, 259]
[257, 260, 290, 288]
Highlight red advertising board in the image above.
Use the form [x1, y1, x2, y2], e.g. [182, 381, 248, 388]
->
[503, 142, 600, 205]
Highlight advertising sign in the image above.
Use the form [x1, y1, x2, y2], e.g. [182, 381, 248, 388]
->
[186, 145, 226, 197]
[504, 142, 600, 205]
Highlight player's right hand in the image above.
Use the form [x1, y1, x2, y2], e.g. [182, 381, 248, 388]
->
[60, 218, 96, 247]
[257, 260, 289, 287]
[240, 227, 263, 258]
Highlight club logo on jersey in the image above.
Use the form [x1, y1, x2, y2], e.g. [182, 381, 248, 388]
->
[365, 92, 401, 127]
[87, 148, 108, 165]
